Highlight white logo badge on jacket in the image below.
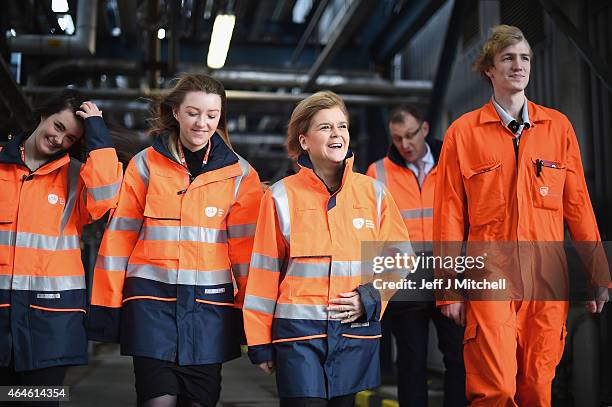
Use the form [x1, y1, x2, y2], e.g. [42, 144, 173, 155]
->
[353, 218, 365, 229]
[47, 193, 59, 205]
[205, 207, 218, 217]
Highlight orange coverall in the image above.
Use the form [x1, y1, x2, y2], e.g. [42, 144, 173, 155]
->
[433, 100, 610, 406]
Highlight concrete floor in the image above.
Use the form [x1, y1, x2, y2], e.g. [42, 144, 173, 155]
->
[60, 343, 445, 406]
[61, 343, 280, 406]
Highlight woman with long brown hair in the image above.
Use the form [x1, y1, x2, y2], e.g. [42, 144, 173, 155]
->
[89, 74, 263, 407]
[0, 89, 121, 400]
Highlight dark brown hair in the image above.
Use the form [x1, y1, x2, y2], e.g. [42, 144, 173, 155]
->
[149, 74, 231, 155]
[389, 104, 425, 125]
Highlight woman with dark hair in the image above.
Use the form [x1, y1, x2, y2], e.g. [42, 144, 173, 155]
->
[89, 74, 263, 407]
[243, 91, 411, 406]
[0, 89, 121, 397]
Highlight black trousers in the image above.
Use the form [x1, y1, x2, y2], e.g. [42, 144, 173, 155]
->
[388, 302, 468, 407]
[133, 357, 222, 407]
[280, 394, 355, 407]
[0, 363, 67, 407]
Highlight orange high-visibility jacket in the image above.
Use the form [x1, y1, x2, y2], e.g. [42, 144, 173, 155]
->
[243, 153, 411, 398]
[366, 140, 442, 244]
[0, 117, 122, 371]
[89, 133, 262, 365]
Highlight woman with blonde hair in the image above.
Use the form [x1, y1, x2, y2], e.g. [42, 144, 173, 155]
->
[243, 91, 411, 406]
[89, 74, 263, 407]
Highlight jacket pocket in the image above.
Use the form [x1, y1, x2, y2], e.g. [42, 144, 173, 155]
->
[286, 257, 331, 299]
[463, 161, 505, 226]
[143, 194, 181, 260]
[28, 292, 87, 363]
[531, 158, 566, 211]
[462, 322, 479, 374]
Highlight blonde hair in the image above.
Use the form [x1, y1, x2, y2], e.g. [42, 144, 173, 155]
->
[473, 25, 532, 84]
[149, 74, 231, 161]
[286, 91, 349, 160]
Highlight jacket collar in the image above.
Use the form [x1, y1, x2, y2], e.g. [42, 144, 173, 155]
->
[387, 138, 442, 167]
[152, 132, 239, 173]
[297, 150, 355, 194]
[479, 99, 552, 125]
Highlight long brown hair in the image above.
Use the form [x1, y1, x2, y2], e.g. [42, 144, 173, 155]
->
[149, 74, 232, 158]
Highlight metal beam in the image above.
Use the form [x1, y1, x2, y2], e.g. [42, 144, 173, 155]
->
[302, 0, 376, 92]
[0, 57, 33, 132]
[538, 0, 612, 92]
[22, 86, 422, 106]
[7, 0, 97, 56]
[145, 0, 160, 89]
[426, 0, 468, 132]
[372, 0, 446, 64]
[33, 59, 141, 85]
[289, 0, 329, 66]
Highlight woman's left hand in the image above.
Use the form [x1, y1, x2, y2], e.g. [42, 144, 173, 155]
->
[328, 291, 365, 323]
[76, 101, 103, 119]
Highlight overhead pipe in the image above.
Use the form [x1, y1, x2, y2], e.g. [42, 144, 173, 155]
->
[22, 86, 423, 106]
[179, 66, 433, 95]
[7, 0, 97, 56]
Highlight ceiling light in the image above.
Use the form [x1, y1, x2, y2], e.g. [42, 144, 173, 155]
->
[52, 0, 69, 13]
[207, 14, 235, 69]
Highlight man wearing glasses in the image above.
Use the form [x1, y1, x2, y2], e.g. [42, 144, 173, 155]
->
[367, 104, 467, 407]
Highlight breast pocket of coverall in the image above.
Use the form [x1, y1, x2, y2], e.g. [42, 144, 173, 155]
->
[462, 160, 506, 226]
[530, 157, 566, 211]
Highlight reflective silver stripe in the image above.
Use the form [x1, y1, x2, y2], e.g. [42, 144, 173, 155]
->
[60, 158, 82, 233]
[126, 264, 232, 286]
[142, 226, 227, 244]
[375, 159, 387, 186]
[410, 241, 433, 253]
[331, 260, 371, 277]
[372, 179, 386, 229]
[95, 255, 129, 271]
[401, 208, 434, 220]
[0, 275, 10, 290]
[251, 253, 280, 273]
[234, 155, 251, 201]
[9, 275, 86, 291]
[133, 150, 150, 187]
[286, 260, 329, 278]
[15, 232, 80, 250]
[231, 263, 249, 278]
[227, 223, 256, 239]
[0, 230, 16, 246]
[270, 180, 290, 244]
[274, 303, 328, 320]
[89, 181, 121, 202]
[244, 294, 276, 315]
[108, 217, 143, 232]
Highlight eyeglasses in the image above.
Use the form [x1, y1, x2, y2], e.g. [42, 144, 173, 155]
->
[404, 122, 423, 138]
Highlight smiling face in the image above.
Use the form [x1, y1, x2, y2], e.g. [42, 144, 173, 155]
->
[32, 108, 83, 158]
[173, 91, 222, 151]
[390, 113, 428, 164]
[486, 40, 531, 96]
[299, 107, 350, 168]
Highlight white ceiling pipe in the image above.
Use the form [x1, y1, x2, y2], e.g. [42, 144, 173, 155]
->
[8, 0, 97, 56]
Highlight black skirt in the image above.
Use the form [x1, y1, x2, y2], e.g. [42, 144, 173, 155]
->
[133, 357, 222, 406]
